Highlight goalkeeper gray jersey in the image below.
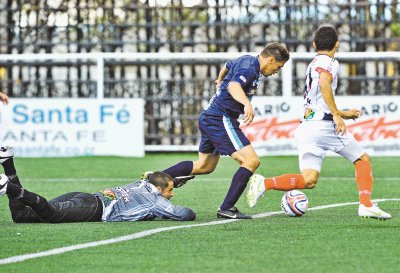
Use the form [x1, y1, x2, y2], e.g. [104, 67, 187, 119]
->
[95, 180, 195, 222]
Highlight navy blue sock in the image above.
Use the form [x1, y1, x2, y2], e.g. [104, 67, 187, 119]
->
[220, 167, 253, 211]
[162, 161, 193, 178]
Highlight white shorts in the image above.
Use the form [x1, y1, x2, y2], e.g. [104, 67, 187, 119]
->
[294, 120, 365, 172]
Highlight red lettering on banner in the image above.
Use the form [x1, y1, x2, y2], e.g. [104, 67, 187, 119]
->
[347, 117, 400, 141]
[242, 116, 400, 143]
[241, 117, 300, 142]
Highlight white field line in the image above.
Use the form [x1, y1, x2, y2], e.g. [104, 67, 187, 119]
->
[0, 198, 399, 266]
[21, 177, 400, 183]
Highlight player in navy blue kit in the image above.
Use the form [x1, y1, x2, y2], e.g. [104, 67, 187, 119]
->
[162, 42, 290, 219]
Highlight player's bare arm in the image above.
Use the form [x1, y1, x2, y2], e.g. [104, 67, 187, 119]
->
[339, 109, 361, 120]
[319, 72, 346, 135]
[0, 92, 9, 105]
[227, 82, 254, 125]
[215, 65, 229, 88]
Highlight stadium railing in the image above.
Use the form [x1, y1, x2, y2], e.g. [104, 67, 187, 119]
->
[0, 51, 399, 152]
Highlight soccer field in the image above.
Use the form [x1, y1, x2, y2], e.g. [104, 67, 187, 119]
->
[0, 154, 399, 273]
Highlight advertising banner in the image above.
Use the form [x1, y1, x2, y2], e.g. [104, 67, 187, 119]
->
[0, 98, 144, 157]
[242, 96, 400, 156]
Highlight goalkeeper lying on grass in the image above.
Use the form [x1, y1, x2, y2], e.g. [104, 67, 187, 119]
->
[0, 147, 195, 223]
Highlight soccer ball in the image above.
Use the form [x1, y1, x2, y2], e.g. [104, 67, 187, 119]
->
[281, 190, 309, 217]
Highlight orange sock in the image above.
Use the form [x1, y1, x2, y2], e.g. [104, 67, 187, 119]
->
[264, 174, 305, 191]
[355, 160, 373, 207]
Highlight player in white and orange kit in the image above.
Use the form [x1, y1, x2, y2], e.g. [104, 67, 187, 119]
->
[246, 25, 391, 219]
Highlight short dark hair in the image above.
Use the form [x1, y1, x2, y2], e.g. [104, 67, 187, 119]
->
[147, 172, 173, 190]
[313, 25, 338, 51]
[260, 42, 290, 62]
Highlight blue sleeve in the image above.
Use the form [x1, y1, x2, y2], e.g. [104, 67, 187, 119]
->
[230, 68, 255, 89]
[225, 60, 234, 70]
[153, 197, 196, 221]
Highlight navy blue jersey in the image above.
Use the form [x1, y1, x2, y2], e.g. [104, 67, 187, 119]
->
[204, 55, 260, 119]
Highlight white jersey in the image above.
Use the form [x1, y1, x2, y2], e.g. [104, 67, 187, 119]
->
[302, 54, 339, 121]
[295, 54, 364, 172]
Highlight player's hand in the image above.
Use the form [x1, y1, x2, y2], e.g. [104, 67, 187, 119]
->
[0, 92, 9, 105]
[345, 109, 361, 120]
[242, 102, 254, 125]
[333, 114, 346, 135]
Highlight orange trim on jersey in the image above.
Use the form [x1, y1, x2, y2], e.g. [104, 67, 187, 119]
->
[315, 67, 333, 80]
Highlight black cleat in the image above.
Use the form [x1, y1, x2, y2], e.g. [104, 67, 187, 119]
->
[173, 175, 195, 188]
[217, 206, 252, 219]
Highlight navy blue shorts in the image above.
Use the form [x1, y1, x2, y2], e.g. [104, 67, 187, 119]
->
[198, 112, 250, 156]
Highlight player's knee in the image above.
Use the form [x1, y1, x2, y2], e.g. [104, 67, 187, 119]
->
[242, 157, 260, 172]
[358, 153, 370, 162]
[252, 157, 261, 170]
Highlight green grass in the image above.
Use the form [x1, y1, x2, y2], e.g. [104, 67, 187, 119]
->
[0, 155, 399, 273]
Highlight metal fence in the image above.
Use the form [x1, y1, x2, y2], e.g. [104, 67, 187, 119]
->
[1, 1, 400, 54]
[1, 51, 399, 148]
[1, 1, 400, 147]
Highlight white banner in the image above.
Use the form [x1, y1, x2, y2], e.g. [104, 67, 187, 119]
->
[242, 96, 400, 156]
[0, 99, 144, 157]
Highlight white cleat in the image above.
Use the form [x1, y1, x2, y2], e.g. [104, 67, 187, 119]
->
[0, 146, 14, 164]
[246, 174, 266, 208]
[0, 174, 9, 195]
[358, 204, 392, 220]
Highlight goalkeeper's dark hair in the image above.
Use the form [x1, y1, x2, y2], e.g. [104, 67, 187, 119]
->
[147, 172, 173, 190]
[260, 42, 290, 62]
[313, 25, 338, 51]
